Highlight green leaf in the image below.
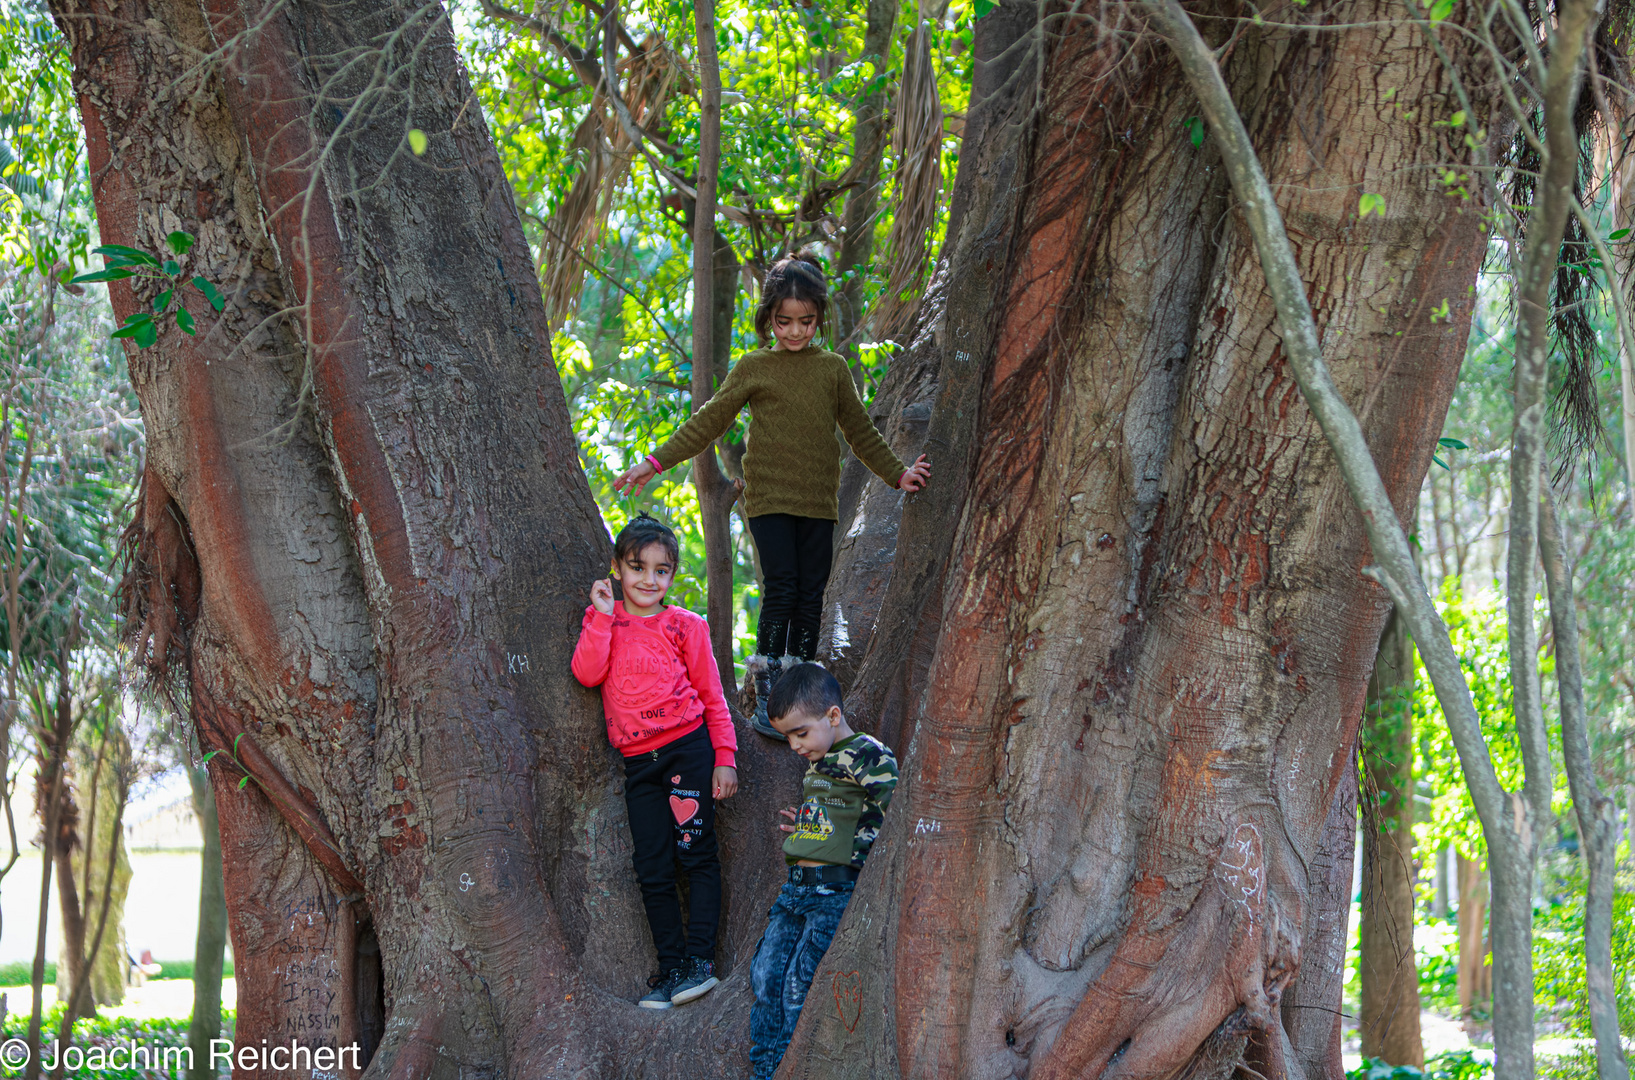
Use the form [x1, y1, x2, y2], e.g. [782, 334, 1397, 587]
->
[1184, 116, 1206, 148]
[1358, 192, 1386, 219]
[162, 259, 181, 276]
[153, 289, 173, 313]
[92, 244, 160, 267]
[973, 0, 996, 18]
[408, 128, 429, 155]
[134, 319, 157, 348]
[238, 775, 250, 790]
[1428, 0, 1455, 20]
[1448, 110, 1465, 128]
[69, 268, 135, 284]
[166, 230, 195, 255]
[1612, 228, 1631, 240]
[1437, 437, 1469, 449]
[1432, 453, 1449, 470]
[110, 312, 154, 338]
[191, 276, 226, 312]
[176, 307, 196, 335]
[201, 749, 221, 764]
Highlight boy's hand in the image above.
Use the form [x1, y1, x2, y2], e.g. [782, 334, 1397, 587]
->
[777, 806, 800, 834]
[614, 459, 658, 496]
[898, 455, 931, 493]
[589, 578, 615, 615]
[712, 766, 738, 801]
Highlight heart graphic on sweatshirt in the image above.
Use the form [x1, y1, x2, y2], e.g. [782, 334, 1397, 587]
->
[669, 795, 699, 825]
[671, 775, 681, 785]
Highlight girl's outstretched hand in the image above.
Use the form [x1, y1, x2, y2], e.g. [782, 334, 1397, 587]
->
[590, 578, 615, 615]
[614, 459, 658, 496]
[898, 454, 932, 493]
[713, 766, 738, 801]
[777, 806, 800, 834]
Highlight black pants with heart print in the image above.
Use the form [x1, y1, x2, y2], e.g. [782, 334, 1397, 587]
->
[623, 722, 721, 971]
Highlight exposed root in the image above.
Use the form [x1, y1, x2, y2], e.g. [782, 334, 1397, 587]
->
[1033, 825, 1302, 1080]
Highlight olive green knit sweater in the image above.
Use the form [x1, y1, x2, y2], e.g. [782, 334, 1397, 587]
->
[653, 346, 908, 521]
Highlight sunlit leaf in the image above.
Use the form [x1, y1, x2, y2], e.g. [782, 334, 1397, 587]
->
[166, 230, 195, 255]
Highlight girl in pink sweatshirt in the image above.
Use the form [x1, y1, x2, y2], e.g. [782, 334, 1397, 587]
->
[571, 513, 738, 1010]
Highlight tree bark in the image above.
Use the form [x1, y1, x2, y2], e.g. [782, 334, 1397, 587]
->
[1358, 610, 1422, 1067]
[186, 763, 228, 1080]
[783, 1, 1487, 1076]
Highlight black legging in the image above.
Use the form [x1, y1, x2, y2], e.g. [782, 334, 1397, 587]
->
[748, 514, 835, 661]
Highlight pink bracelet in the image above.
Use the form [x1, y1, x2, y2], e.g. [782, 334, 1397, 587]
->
[645, 454, 664, 474]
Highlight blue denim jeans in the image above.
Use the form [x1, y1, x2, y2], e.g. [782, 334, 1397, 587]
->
[748, 880, 855, 1079]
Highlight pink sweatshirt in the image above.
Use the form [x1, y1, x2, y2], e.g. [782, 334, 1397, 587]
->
[571, 601, 737, 768]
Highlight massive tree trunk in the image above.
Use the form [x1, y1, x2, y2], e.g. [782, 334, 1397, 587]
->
[1358, 611, 1421, 1067]
[784, 1, 1488, 1076]
[54, 0, 798, 1073]
[55, 0, 1492, 1074]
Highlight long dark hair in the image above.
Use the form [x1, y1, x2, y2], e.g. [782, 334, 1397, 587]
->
[753, 253, 829, 346]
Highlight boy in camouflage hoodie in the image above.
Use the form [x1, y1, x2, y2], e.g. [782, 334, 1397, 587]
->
[750, 663, 898, 1079]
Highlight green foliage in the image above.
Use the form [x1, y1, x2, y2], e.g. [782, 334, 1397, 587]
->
[1413, 578, 1530, 862]
[0, 960, 54, 986]
[1532, 887, 1635, 1038]
[0, 0, 94, 279]
[0, 1004, 235, 1078]
[70, 234, 225, 348]
[1347, 1051, 1492, 1080]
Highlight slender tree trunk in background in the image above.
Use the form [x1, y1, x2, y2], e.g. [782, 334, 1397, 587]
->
[1540, 489, 1629, 1080]
[57, 731, 133, 1010]
[831, 0, 898, 360]
[186, 764, 228, 1080]
[784, 0, 1487, 1075]
[1456, 853, 1491, 1031]
[1433, 847, 1449, 920]
[688, 0, 737, 684]
[1358, 610, 1422, 1067]
[1614, 112, 1635, 484]
[25, 662, 75, 1080]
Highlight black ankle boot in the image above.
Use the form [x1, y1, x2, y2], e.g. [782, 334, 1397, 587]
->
[750, 654, 784, 738]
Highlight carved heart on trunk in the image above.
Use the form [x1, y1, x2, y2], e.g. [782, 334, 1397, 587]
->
[832, 971, 863, 1032]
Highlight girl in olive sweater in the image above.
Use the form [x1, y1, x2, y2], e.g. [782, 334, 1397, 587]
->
[615, 254, 930, 735]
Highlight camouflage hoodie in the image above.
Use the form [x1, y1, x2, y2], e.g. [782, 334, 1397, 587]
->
[782, 733, 898, 869]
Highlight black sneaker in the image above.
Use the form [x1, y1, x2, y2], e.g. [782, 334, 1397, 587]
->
[638, 967, 684, 1010]
[669, 957, 718, 1006]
